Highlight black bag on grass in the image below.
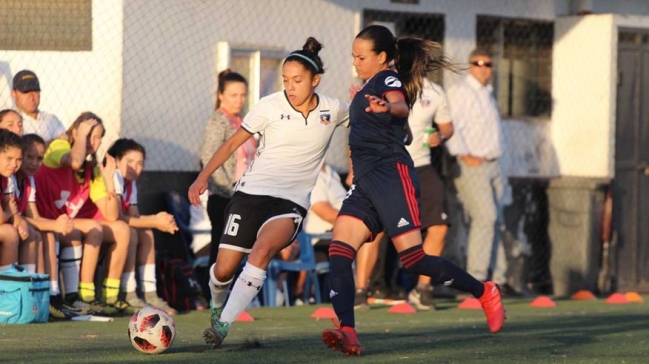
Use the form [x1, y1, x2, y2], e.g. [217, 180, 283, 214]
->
[156, 257, 203, 312]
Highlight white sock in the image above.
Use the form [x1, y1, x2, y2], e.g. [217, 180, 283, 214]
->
[19, 264, 36, 274]
[220, 262, 266, 325]
[120, 271, 137, 293]
[0, 264, 13, 271]
[209, 263, 232, 309]
[50, 280, 60, 296]
[137, 264, 157, 293]
[51, 239, 61, 296]
[60, 246, 82, 294]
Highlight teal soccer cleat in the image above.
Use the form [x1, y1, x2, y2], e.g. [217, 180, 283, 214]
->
[203, 305, 229, 348]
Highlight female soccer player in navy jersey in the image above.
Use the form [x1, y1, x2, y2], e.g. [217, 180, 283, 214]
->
[188, 37, 349, 349]
[321, 25, 506, 356]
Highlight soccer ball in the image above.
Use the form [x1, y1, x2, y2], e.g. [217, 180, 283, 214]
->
[128, 306, 176, 354]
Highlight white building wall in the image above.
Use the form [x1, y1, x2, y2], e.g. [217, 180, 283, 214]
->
[552, 15, 616, 177]
[0, 0, 124, 145]
[552, 14, 649, 178]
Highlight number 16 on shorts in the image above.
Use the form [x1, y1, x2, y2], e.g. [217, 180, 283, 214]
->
[224, 214, 241, 236]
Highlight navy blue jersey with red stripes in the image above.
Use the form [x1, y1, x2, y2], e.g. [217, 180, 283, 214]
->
[349, 70, 412, 181]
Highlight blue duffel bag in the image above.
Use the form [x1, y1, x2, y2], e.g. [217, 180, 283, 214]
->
[0, 267, 50, 324]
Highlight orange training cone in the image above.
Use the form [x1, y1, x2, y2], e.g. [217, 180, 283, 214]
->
[530, 296, 557, 308]
[605, 293, 629, 304]
[625, 292, 644, 303]
[236, 311, 254, 322]
[388, 302, 417, 314]
[571, 290, 597, 301]
[458, 297, 482, 309]
[310, 307, 337, 320]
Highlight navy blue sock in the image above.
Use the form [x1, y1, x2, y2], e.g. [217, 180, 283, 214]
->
[399, 245, 484, 298]
[328, 241, 357, 328]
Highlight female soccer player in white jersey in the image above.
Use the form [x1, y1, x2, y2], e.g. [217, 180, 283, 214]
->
[188, 37, 349, 348]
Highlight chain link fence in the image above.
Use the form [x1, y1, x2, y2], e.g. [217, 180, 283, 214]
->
[1, 0, 623, 297]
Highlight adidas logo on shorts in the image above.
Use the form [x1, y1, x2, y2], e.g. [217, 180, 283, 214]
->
[397, 218, 410, 228]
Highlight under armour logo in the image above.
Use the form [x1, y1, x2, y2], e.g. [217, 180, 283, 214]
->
[243, 277, 262, 291]
[281, 114, 291, 120]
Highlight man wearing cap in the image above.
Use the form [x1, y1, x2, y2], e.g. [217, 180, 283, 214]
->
[12, 70, 66, 142]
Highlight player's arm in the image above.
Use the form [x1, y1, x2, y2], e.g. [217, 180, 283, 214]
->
[364, 91, 409, 118]
[345, 148, 354, 187]
[120, 204, 178, 234]
[438, 122, 454, 140]
[25, 202, 74, 235]
[92, 156, 120, 221]
[404, 121, 414, 146]
[188, 128, 253, 205]
[430, 86, 454, 146]
[201, 128, 253, 178]
[428, 122, 454, 148]
[310, 202, 339, 225]
[1, 193, 14, 224]
[59, 119, 98, 170]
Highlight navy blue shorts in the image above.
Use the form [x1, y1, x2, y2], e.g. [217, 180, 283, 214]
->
[339, 162, 421, 240]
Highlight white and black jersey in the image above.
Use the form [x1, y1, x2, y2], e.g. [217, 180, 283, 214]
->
[236, 91, 349, 210]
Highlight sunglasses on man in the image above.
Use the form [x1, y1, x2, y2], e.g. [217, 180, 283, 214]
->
[471, 60, 493, 68]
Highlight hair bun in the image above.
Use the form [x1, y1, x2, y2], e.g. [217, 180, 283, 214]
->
[218, 69, 232, 81]
[302, 37, 323, 55]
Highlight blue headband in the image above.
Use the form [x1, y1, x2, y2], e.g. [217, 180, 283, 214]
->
[288, 52, 319, 72]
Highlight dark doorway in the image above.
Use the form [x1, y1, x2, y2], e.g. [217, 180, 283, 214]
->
[614, 30, 649, 293]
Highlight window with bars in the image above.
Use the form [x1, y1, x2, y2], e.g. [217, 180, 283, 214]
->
[477, 16, 553, 119]
[227, 47, 284, 115]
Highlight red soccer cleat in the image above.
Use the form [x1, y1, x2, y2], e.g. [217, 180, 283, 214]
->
[322, 325, 362, 356]
[479, 281, 506, 334]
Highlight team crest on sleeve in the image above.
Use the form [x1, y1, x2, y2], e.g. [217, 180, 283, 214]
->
[319, 113, 331, 125]
[385, 76, 402, 87]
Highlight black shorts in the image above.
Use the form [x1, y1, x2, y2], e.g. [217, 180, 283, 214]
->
[416, 164, 449, 228]
[219, 191, 307, 253]
[339, 162, 421, 240]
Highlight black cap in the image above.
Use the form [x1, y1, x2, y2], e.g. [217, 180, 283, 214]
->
[12, 70, 41, 93]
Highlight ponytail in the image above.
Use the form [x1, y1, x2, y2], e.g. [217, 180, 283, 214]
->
[395, 38, 459, 108]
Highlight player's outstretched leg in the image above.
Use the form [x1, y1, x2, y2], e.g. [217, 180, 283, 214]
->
[322, 324, 362, 356]
[323, 241, 362, 356]
[479, 281, 506, 334]
[203, 317, 230, 348]
[398, 245, 506, 333]
[204, 263, 233, 348]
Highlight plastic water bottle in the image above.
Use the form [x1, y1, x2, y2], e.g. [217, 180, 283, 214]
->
[423, 127, 436, 147]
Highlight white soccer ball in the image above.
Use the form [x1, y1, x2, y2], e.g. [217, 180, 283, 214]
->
[128, 306, 176, 354]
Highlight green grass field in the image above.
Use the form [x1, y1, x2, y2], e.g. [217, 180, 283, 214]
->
[1, 297, 648, 364]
